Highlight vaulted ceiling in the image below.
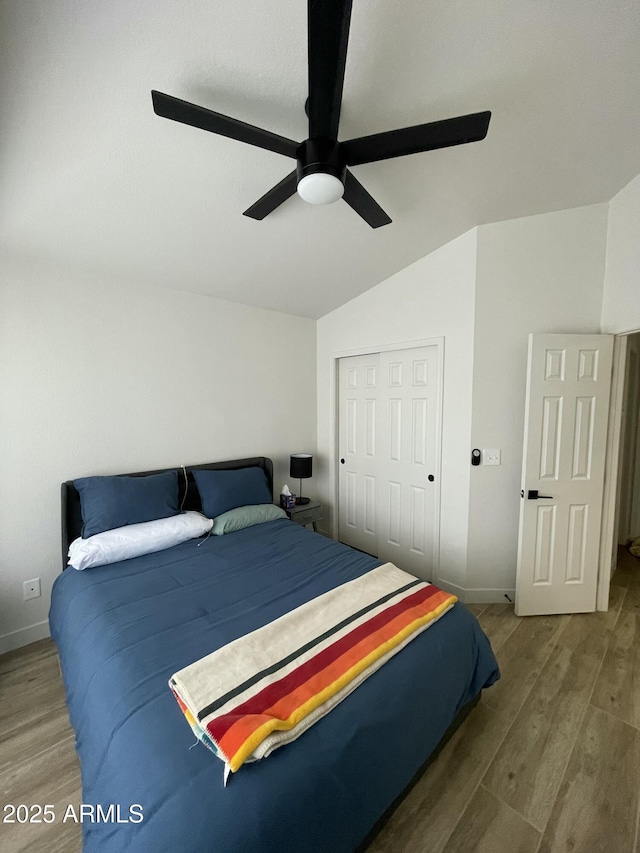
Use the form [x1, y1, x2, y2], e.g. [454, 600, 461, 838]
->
[1, 1, 639, 318]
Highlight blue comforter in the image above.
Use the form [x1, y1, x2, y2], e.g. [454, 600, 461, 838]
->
[49, 519, 499, 853]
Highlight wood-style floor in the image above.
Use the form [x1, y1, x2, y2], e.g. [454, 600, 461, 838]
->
[368, 547, 640, 853]
[1, 549, 639, 853]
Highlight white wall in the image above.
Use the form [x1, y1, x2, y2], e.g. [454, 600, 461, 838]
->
[317, 230, 478, 594]
[602, 172, 640, 334]
[0, 256, 316, 653]
[467, 204, 609, 599]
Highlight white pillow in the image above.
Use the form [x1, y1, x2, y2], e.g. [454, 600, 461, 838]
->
[68, 511, 213, 570]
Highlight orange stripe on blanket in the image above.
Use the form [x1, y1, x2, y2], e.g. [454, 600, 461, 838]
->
[214, 589, 455, 770]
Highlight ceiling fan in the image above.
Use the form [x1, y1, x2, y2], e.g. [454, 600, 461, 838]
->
[152, 0, 491, 228]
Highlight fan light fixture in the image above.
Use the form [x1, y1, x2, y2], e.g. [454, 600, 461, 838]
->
[151, 0, 492, 227]
[297, 173, 344, 205]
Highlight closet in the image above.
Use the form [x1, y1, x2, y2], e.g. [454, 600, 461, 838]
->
[337, 345, 441, 580]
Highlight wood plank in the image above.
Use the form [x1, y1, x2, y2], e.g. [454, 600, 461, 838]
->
[0, 735, 80, 803]
[0, 736, 82, 853]
[368, 703, 507, 853]
[0, 704, 75, 776]
[558, 590, 624, 653]
[476, 604, 521, 653]
[0, 801, 82, 853]
[3, 819, 82, 853]
[0, 641, 82, 853]
[0, 638, 57, 676]
[538, 706, 640, 853]
[464, 603, 487, 618]
[482, 611, 607, 830]
[605, 579, 627, 621]
[482, 614, 569, 720]
[0, 647, 67, 735]
[0, 642, 62, 691]
[590, 609, 640, 730]
[440, 784, 540, 853]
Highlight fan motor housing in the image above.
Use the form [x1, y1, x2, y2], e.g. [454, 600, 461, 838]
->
[296, 138, 346, 185]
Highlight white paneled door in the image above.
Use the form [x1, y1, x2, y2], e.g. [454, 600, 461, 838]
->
[516, 334, 614, 616]
[338, 345, 440, 580]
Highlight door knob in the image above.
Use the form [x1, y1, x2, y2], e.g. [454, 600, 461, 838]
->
[526, 489, 554, 500]
[340, 458, 345, 464]
[428, 474, 435, 482]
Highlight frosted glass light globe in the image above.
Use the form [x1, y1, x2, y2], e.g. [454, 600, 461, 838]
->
[297, 173, 344, 205]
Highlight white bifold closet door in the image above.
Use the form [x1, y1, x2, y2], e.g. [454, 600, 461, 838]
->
[338, 346, 440, 580]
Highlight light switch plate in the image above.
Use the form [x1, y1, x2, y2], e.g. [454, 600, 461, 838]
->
[483, 448, 501, 466]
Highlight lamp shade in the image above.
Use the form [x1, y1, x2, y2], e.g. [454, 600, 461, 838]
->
[290, 454, 313, 480]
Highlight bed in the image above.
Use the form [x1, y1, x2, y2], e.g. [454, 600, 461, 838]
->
[50, 456, 499, 853]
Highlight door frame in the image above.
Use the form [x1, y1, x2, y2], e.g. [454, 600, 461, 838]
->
[597, 328, 640, 610]
[329, 337, 445, 578]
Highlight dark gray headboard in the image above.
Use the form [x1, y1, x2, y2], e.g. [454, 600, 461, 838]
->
[61, 456, 273, 569]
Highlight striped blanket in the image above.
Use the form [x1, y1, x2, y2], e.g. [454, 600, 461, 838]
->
[170, 563, 457, 781]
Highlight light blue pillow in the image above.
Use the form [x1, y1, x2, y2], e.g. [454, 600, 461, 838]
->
[74, 471, 180, 538]
[211, 504, 286, 535]
[192, 467, 272, 519]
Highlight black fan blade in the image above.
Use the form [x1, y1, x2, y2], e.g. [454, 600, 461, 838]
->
[151, 90, 299, 159]
[342, 170, 391, 228]
[307, 0, 353, 140]
[342, 111, 491, 166]
[243, 171, 298, 220]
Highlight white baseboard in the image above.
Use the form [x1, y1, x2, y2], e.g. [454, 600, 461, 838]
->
[423, 578, 516, 605]
[0, 620, 51, 656]
[464, 588, 516, 604]
[434, 578, 467, 601]
[338, 565, 514, 607]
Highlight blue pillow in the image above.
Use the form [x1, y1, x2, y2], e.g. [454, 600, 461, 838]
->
[192, 467, 272, 518]
[74, 471, 180, 538]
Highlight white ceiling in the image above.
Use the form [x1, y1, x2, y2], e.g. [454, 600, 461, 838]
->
[1, 0, 639, 319]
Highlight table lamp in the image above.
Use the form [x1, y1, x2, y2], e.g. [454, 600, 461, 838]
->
[290, 454, 312, 505]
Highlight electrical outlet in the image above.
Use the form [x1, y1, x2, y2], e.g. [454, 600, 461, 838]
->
[23, 578, 41, 600]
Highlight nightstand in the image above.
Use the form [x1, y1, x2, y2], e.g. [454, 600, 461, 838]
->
[283, 500, 323, 531]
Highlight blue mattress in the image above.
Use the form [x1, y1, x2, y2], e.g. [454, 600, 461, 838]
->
[49, 519, 499, 853]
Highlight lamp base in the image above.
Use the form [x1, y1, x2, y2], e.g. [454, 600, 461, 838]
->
[295, 497, 311, 505]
